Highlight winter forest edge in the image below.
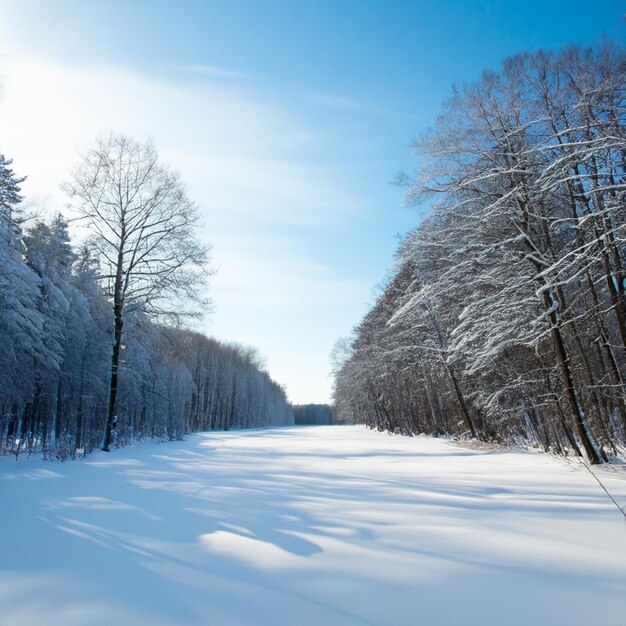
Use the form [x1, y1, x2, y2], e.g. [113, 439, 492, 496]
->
[333, 43, 626, 464]
[0, 136, 294, 460]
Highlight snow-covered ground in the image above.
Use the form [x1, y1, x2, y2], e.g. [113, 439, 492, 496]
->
[1, 425, 625, 626]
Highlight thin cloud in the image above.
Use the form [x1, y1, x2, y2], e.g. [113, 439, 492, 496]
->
[0, 57, 359, 225]
[305, 91, 387, 116]
[185, 63, 245, 79]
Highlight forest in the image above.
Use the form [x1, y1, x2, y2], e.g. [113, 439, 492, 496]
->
[333, 43, 626, 463]
[0, 136, 293, 460]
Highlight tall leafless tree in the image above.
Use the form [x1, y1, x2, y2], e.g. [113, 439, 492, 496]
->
[63, 133, 211, 451]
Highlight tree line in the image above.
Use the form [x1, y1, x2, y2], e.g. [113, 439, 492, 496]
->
[0, 137, 293, 459]
[333, 42, 626, 463]
[293, 404, 333, 425]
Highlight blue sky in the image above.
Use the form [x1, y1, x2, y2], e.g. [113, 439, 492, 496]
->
[1, 1, 624, 403]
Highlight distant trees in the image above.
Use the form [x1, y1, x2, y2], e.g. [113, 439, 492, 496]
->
[293, 404, 333, 425]
[334, 42, 626, 463]
[62, 134, 211, 451]
[0, 141, 293, 459]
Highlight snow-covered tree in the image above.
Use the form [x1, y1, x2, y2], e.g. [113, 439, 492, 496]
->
[334, 42, 626, 463]
[0, 148, 294, 458]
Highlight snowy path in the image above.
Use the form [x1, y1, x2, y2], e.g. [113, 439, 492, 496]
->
[1, 425, 625, 626]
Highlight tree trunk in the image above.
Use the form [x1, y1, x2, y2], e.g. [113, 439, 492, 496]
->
[101, 303, 123, 451]
[444, 362, 479, 439]
[545, 292, 605, 464]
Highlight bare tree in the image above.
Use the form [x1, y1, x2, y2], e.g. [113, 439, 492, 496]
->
[63, 133, 211, 451]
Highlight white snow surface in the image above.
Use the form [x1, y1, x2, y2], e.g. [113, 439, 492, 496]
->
[1, 425, 625, 626]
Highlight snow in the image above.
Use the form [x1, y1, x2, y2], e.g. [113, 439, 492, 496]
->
[1, 425, 625, 626]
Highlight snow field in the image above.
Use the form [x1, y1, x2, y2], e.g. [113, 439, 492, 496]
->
[1, 425, 625, 625]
